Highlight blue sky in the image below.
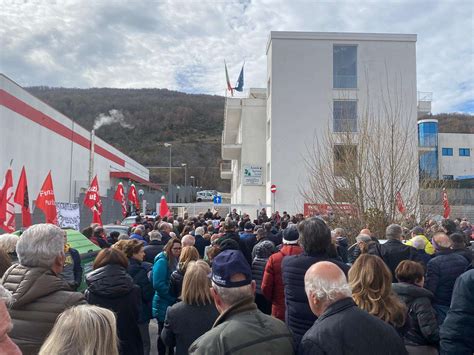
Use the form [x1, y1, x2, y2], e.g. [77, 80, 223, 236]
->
[0, 0, 473, 113]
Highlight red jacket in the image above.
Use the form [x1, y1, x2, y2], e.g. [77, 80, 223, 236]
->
[261, 244, 302, 321]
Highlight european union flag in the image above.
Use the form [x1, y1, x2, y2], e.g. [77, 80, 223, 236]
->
[234, 65, 244, 92]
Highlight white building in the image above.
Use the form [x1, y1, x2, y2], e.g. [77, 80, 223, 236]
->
[222, 31, 419, 215]
[0, 74, 152, 207]
[438, 133, 474, 180]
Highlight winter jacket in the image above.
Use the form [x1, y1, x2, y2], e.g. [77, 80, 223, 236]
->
[162, 301, 219, 355]
[392, 282, 439, 346]
[336, 236, 349, 263]
[127, 257, 154, 323]
[194, 234, 210, 258]
[370, 239, 418, 282]
[414, 249, 432, 268]
[189, 296, 294, 355]
[0, 301, 22, 355]
[251, 238, 276, 260]
[440, 269, 474, 355]
[240, 232, 257, 264]
[299, 298, 407, 355]
[144, 240, 164, 263]
[130, 233, 148, 246]
[261, 244, 303, 321]
[85, 264, 143, 355]
[60, 246, 83, 290]
[252, 257, 269, 295]
[152, 251, 177, 321]
[220, 231, 252, 263]
[1, 264, 85, 355]
[169, 266, 185, 299]
[282, 252, 350, 349]
[453, 247, 473, 264]
[424, 250, 470, 306]
[406, 235, 435, 255]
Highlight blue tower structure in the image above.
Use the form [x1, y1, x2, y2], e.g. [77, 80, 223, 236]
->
[418, 119, 439, 180]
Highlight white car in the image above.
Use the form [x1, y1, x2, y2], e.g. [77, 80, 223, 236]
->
[196, 190, 220, 202]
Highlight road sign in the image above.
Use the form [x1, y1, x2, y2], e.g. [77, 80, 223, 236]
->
[270, 184, 277, 193]
[213, 195, 222, 204]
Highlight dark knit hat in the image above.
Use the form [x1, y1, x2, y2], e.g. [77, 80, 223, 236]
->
[283, 226, 299, 244]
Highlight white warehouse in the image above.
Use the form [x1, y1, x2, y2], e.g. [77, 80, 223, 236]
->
[0, 74, 151, 207]
[222, 31, 419, 215]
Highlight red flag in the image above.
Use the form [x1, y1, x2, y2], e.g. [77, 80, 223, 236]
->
[14, 166, 32, 228]
[442, 188, 451, 219]
[0, 168, 15, 232]
[128, 184, 139, 209]
[159, 195, 171, 217]
[84, 176, 103, 225]
[36, 171, 58, 224]
[395, 191, 406, 214]
[113, 182, 127, 217]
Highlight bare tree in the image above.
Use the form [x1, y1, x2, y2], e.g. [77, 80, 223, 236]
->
[301, 74, 422, 237]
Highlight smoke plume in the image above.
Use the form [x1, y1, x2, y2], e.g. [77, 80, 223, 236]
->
[93, 109, 134, 130]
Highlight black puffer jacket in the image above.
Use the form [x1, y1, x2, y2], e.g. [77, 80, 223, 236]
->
[252, 258, 269, 295]
[425, 250, 470, 306]
[127, 258, 154, 323]
[85, 264, 143, 355]
[392, 282, 439, 346]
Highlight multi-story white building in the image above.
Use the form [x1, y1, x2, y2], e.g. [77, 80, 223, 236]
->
[222, 31, 419, 215]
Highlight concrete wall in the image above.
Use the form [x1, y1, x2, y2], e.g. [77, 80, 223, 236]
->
[267, 32, 418, 215]
[0, 74, 149, 210]
[438, 133, 474, 178]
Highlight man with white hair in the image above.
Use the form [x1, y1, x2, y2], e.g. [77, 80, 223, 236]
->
[193, 226, 210, 258]
[299, 261, 406, 355]
[1, 224, 85, 354]
[158, 221, 172, 244]
[181, 234, 195, 248]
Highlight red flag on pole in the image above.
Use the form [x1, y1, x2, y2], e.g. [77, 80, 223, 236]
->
[14, 166, 32, 228]
[36, 171, 58, 224]
[395, 191, 406, 214]
[128, 184, 139, 210]
[0, 168, 15, 232]
[442, 188, 451, 219]
[113, 182, 127, 217]
[159, 195, 171, 218]
[84, 175, 103, 225]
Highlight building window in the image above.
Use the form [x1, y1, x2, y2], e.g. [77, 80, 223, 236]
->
[418, 121, 438, 147]
[442, 148, 453, 156]
[419, 150, 438, 180]
[442, 175, 454, 180]
[333, 45, 357, 89]
[334, 144, 357, 176]
[459, 148, 470, 157]
[333, 100, 357, 132]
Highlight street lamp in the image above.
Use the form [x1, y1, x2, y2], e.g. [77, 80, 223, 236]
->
[181, 163, 187, 202]
[190, 175, 195, 188]
[164, 143, 172, 199]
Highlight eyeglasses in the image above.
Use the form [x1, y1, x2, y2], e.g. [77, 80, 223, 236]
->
[172, 247, 182, 251]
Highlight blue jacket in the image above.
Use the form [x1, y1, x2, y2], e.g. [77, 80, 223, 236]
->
[282, 252, 350, 350]
[152, 252, 176, 322]
[130, 233, 148, 246]
[128, 258, 154, 323]
[194, 235, 210, 258]
[440, 269, 474, 355]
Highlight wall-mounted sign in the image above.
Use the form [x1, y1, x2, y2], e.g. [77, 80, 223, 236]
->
[242, 165, 264, 186]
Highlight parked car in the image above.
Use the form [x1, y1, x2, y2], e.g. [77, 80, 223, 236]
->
[196, 190, 221, 202]
[121, 215, 156, 226]
[104, 224, 130, 237]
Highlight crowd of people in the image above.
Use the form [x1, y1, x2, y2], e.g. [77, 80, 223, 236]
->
[0, 208, 472, 355]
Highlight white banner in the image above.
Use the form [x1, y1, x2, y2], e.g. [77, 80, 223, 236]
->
[242, 165, 264, 185]
[56, 202, 80, 230]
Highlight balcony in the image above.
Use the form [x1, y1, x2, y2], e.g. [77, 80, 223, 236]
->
[220, 161, 232, 180]
[222, 134, 242, 160]
[222, 97, 242, 160]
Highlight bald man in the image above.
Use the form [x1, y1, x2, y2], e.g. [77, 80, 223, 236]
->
[425, 232, 470, 325]
[299, 262, 406, 355]
[181, 234, 195, 248]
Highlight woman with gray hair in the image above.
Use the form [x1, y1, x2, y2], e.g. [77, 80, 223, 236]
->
[0, 224, 85, 354]
[0, 233, 20, 263]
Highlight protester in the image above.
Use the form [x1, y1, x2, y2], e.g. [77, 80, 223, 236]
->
[162, 261, 219, 355]
[108, 231, 121, 245]
[60, 233, 83, 291]
[181, 234, 196, 247]
[0, 233, 19, 263]
[144, 230, 164, 263]
[90, 226, 111, 248]
[425, 232, 469, 325]
[449, 232, 473, 264]
[408, 235, 432, 268]
[262, 226, 303, 321]
[1, 224, 85, 354]
[193, 226, 210, 258]
[349, 254, 408, 335]
[158, 222, 173, 245]
[251, 238, 275, 314]
[392, 260, 439, 354]
[0, 285, 21, 355]
[370, 224, 418, 281]
[252, 227, 276, 260]
[406, 226, 435, 255]
[282, 217, 350, 348]
[130, 225, 149, 246]
[85, 248, 143, 355]
[299, 261, 407, 355]
[153, 237, 181, 355]
[123, 239, 154, 355]
[170, 246, 200, 299]
[189, 250, 294, 354]
[39, 305, 119, 355]
[440, 269, 474, 354]
[332, 228, 349, 263]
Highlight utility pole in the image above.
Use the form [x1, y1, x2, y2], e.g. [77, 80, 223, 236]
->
[164, 143, 172, 200]
[181, 163, 187, 202]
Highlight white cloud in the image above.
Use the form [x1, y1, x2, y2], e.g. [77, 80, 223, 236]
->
[0, 0, 472, 112]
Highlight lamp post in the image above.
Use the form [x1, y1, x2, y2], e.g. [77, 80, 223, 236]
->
[190, 175, 195, 187]
[181, 163, 187, 202]
[164, 143, 172, 200]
